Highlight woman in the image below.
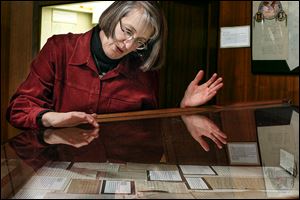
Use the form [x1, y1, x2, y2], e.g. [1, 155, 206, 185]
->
[6, 1, 223, 129]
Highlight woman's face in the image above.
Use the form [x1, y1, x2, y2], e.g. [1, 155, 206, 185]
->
[100, 8, 154, 60]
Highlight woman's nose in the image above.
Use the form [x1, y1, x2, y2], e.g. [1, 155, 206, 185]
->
[123, 39, 136, 49]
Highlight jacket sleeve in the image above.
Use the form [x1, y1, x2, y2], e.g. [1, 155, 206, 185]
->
[6, 36, 57, 129]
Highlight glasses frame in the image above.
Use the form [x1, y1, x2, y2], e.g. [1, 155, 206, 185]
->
[119, 20, 148, 51]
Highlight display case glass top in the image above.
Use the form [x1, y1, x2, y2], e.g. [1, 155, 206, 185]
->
[1, 101, 299, 199]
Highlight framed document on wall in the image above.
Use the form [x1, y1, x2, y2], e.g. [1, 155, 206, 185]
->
[227, 142, 260, 165]
[252, 1, 299, 74]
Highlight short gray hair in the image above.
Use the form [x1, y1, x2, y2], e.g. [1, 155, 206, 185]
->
[99, 1, 167, 71]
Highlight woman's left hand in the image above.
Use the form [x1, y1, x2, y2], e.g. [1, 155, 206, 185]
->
[181, 114, 227, 151]
[180, 70, 223, 108]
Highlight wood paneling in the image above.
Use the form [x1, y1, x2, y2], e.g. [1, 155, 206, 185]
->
[217, 1, 299, 106]
[221, 110, 257, 142]
[159, 1, 219, 108]
[1, 2, 11, 142]
[1, 2, 33, 141]
[8, 2, 33, 98]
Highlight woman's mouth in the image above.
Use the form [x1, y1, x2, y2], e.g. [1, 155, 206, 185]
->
[115, 45, 124, 54]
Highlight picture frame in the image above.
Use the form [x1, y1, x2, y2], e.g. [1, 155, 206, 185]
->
[251, 1, 299, 74]
[101, 180, 135, 195]
[227, 142, 261, 165]
[220, 26, 250, 48]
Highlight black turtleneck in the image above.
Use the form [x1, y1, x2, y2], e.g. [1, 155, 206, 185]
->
[90, 25, 121, 75]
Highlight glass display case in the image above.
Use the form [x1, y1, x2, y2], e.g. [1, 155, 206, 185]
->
[1, 101, 299, 199]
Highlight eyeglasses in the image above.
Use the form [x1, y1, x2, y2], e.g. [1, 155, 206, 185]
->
[119, 20, 148, 50]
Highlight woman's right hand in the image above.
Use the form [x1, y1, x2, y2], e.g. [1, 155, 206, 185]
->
[42, 111, 99, 128]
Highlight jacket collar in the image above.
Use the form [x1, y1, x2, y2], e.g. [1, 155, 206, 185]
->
[101, 57, 139, 80]
[68, 29, 96, 70]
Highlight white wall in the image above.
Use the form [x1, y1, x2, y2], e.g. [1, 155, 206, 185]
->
[40, 8, 93, 50]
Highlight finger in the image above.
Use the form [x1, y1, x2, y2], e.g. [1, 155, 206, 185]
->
[92, 131, 99, 138]
[208, 81, 223, 95]
[85, 114, 99, 128]
[79, 130, 96, 142]
[205, 73, 218, 87]
[81, 132, 88, 136]
[209, 134, 223, 149]
[91, 120, 99, 128]
[68, 112, 90, 125]
[208, 77, 223, 89]
[206, 89, 222, 101]
[209, 82, 223, 92]
[85, 128, 99, 139]
[90, 114, 100, 128]
[195, 137, 210, 152]
[214, 129, 227, 139]
[192, 70, 204, 85]
[213, 133, 227, 144]
[86, 135, 96, 143]
[205, 91, 217, 101]
[210, 125, 227, 139]
[82, 129, 96, 136]
[69, 114, 93, 127]
[191, 132, 208, 150]
[90, 128, 100, 137]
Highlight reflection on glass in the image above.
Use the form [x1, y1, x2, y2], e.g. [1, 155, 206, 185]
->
[263, 166, 295, 190]
[43, 127, 99, 148]
[8, 119, 164, 172]
[1, 103, 299, 199]
[181, 114, 227, 152]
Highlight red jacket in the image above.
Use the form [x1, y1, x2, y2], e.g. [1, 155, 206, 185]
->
[6, 29, 159, 129]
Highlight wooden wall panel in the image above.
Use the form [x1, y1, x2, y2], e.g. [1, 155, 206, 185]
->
[160, 1, 218, 108]
[217, 1, 299, 106]
[221, 110, 257, 142]
[8, 2, 33, 98]
[1, 2, 33, 141]
[1, 2, 11, 142]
